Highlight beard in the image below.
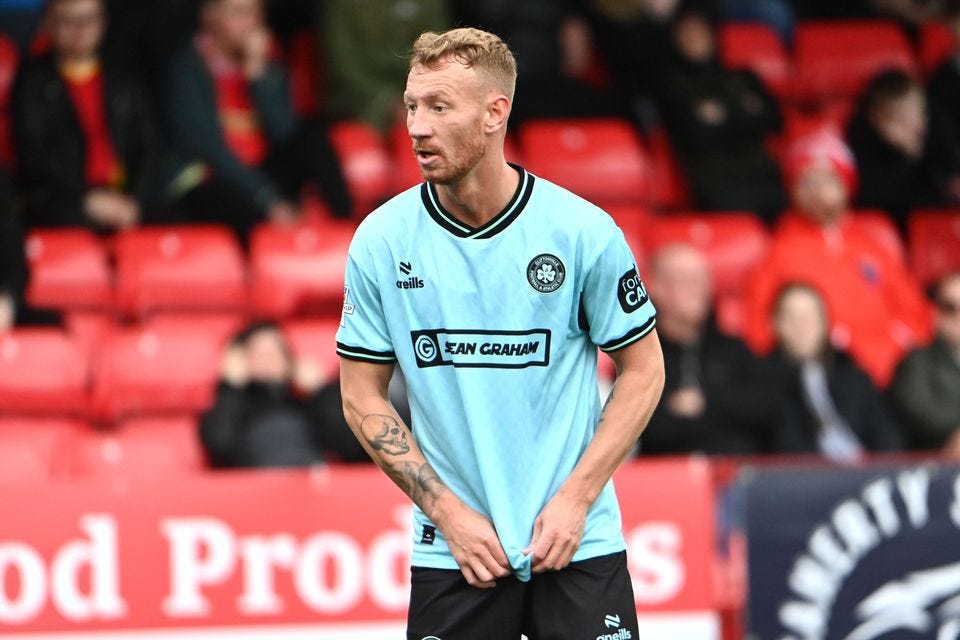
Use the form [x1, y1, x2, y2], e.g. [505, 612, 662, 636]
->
[420, 126, 487, 186]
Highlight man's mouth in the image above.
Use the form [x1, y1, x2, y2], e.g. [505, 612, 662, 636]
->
[415, 148, 439, 161]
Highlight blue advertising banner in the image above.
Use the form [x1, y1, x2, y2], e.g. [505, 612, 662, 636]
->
[742, 462, 960, 640]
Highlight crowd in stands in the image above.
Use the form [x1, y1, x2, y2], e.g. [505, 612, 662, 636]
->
[1, 0, 960, 474]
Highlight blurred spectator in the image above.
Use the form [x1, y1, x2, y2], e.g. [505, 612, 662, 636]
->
[928, 0, 960, 168]
[766, 283, 904, 461]
[11, 0, 168, 230]
[200, 321, 368, 468]
[847, 69, 960, 234]
[890, 271, 960, 453]
[745, 132, 931, 386]
[640, 244, 774, 455]
[654, 2, 786, 222]
[321, 0, 449, 133]
[452, 0, 621, 123]
[585, 0, 680, 102]
[164, 0, 352, 237]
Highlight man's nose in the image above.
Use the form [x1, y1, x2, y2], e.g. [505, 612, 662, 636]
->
[408, 109, 432, 139]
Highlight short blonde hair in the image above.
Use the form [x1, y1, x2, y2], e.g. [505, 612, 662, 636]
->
[409, 28, 517, 101]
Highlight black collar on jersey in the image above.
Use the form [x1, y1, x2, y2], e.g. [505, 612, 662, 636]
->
[420, 163, 535, 239]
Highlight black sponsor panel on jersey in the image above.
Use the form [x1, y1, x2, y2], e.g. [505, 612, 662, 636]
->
[617, 267, 648, 313]
[410, 329, 551, 369]
[742, 463, 960, 640]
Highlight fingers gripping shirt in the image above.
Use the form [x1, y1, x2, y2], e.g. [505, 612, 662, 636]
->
[336, 166, 656, 581]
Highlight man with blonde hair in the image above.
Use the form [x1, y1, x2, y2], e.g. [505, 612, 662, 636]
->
[338, 27, 664, 639]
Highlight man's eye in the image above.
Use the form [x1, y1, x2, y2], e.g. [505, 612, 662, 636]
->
[433, 105, 447, 113]
[406, 104, 416, 113]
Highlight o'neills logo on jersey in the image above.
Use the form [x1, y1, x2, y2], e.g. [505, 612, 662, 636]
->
[410, 329, 551, 369]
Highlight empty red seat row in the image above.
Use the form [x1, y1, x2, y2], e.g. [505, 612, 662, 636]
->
[0, 317, 341, 420]
[720, 19, 933, 104]
[0, 415, 205, 484]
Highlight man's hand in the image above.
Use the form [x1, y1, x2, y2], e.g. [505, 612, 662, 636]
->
[0, 293, 15, 333]
[522, 489, 588, 573]
[84, 190, 140, 229]
[242, 27, 272, 79]
[220, 344, 249, 387]
[433, 494, 512, 588]
[668, 387, 706, 418]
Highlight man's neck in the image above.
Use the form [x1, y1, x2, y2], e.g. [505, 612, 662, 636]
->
[58, 55, 100, 80]
[434, 154, 518, 229]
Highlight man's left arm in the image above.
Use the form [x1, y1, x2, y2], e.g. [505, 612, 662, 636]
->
[524, 331, 665, 572]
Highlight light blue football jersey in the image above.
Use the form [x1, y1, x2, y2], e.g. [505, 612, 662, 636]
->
[336, 165, 656, 581]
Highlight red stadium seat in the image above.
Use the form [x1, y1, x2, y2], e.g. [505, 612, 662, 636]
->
[646, 213, 770, 297]
[249, 221, 354, 318]
[719, 22, 793, 97]
[645, 126, 690, 209]
[91, 320, 227, 420]
[919, 21, 955, 75]
[283, 318, 342, 385]
[909, 209, 960, 286]
[794, 20, 917, 103]
[25, 229, 112, 310]
[68, 415, 205, 480]
[0, 329, 89, 415]
[0, 417, 84, 484]
[850, 210, 905, 266]
[519, 119, 648, 204]
[113, 225, 246, 317]
[329, 121, 391, 214]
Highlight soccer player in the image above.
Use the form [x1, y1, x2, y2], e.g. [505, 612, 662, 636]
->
[337, 27, 665, 640]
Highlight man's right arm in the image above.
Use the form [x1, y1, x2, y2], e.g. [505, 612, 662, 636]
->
[339, 357, 511, 587]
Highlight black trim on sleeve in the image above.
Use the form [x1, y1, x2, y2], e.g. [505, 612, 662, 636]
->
[336, 341, 397, 363]
[598, 317, 657, 353]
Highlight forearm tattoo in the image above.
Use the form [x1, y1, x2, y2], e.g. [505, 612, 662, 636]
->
[360, 414, 410, 455]
[359, 414, 448, 513]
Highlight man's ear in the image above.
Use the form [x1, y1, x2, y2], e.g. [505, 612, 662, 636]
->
[485, 93, 511, 134]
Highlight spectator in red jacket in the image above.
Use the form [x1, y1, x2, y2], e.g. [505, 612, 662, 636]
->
[744, 131, 931, 386]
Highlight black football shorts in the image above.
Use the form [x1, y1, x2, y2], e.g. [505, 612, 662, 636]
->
[407, 550, 638, 640]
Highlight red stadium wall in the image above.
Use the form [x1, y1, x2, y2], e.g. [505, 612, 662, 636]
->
[0, 460, 720, 639]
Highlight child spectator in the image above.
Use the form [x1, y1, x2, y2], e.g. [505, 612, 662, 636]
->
[200, 321, 369, 468]
[766, 283, 904, 461]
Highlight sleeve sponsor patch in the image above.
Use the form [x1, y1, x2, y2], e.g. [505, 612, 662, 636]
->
[617, 267, 649, 314]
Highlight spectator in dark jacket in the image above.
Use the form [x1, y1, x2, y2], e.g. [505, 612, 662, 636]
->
[11, 0, 167, 230]
[200, 321, 369, 468]
[847, 69, 960, 235]
[766, 283, 904, 462]
[654, 1, 786, 222]
[890, 271, 960, 454]
[165, 0, 352, 237]
[640, 243, 775, 455]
